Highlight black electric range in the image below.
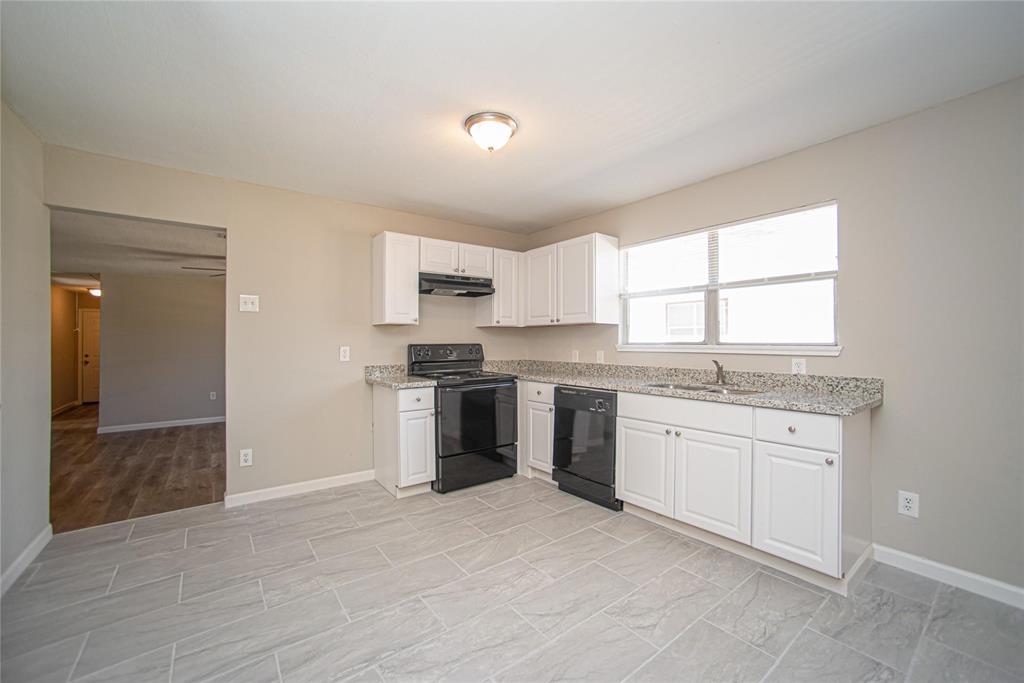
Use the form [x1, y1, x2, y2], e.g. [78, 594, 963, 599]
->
[408, 344, 517, 493]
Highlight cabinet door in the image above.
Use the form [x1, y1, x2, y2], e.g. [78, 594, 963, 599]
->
[674, 429, 752, 544]
[557, 236, 594, 325]
[399, 408, 436, 486]
[752, 442, 839, 576]
[524, 245, 557, 326]
[616, 418, 674, 516]
[420, 238, 460, 275]
[460, 244, 494, 278]
[492, 249, 519, 325]
[526, 400, 554, 472]
[385, 233, 420, 325]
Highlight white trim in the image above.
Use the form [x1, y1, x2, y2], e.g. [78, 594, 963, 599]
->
[52, 400, 81, 417]
[97, 416, 225, 434]
[1, 524, 52, 595]
[223, 470, 376, 508]
[874, 543, 1024, 609]
[617, 344, 843, 357]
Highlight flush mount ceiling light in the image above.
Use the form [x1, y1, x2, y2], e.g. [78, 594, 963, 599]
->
[88, 288, 102, 297]
[464, 112, 518, 152]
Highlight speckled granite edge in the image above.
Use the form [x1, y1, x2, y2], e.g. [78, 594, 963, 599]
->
[366, 360, 883, 416]
[363, 364, 435, 389]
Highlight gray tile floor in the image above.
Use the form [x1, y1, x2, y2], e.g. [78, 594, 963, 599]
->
[2, 476, 1022, 682]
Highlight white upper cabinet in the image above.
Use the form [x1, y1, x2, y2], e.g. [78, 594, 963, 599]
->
[674, 428, 752, 544]
[526, 233, 619, 326]
[477, 248, 519, 327]
[372, 232, 420, 325]
[752, 441, 839, 576]
[524, 244, 558, 326]
[460, 244, 494, 278]
[420, 238, 494, 277]
[419, 238, 461, 275]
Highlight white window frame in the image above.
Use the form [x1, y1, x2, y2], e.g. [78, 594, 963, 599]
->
[618, 201, 842, 356]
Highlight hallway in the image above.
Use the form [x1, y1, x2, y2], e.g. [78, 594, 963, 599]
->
[50, 405, 225, 533]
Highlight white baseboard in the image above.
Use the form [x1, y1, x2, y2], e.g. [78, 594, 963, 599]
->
[873, 544, 1024, 609]
[1, 524, 53, 595]
[224, 470, 376, 508]
[52, 400, 80, 417]
[97, 416, 225, 434]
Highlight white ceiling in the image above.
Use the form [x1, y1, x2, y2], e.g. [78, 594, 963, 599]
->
[4, 2, 1022, 233]
[51, 210, 226, 278]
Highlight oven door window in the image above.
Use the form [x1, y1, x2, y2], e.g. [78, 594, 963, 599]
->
[438, 383, 517, 457]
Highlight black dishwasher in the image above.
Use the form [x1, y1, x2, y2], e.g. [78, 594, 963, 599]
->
[552, 386, 622, 511]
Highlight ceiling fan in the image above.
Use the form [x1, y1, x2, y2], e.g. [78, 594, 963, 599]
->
[181, 266, 225, 277]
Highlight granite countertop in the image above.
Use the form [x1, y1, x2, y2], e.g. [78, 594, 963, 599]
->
[365, 360, 883, 416]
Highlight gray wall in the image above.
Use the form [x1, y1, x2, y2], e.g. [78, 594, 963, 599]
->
[524, 78, 1024, 588]
[1, 104, 51, 576]
[98, 273, 226, 428]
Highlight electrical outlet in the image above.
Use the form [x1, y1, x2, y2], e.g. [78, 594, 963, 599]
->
[791, 358, 807, 374]
[209, 392, 217, 401]
[898, 490, 919, 518]
[240, 449, 253, 467]
[239, 294, 260, 313]
[339, 346, 351, 362]
[571, 350, 579, 362]
[596, 350, 605, 363]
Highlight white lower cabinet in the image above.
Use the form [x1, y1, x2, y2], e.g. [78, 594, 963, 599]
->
[526, 400, 554, 472]
[752, 441, 839, 577]
[399, 408, 436, 487]
[674, 428, 752, 544]
[616, 418, 674, 517]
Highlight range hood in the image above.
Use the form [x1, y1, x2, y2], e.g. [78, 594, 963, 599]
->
[419, 272, 494, 297]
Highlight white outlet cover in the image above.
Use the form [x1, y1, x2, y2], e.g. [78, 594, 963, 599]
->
[596, 350, 605, 364]
[209, 392, 217, 400]
[898, 490, 919, 518]
[791, 358, 807, 374]
[339, 346, 351, 362]
[240, 448, 253, 467]
[571, 350, 579, 362]
[239, 294, 259, 312]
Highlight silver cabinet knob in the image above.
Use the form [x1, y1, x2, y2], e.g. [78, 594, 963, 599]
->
[825, 457, 834, 466]
[461, 268, 466, 273]
[675, 431, 681, 437]
[549, 406, 554, 412]
[415, 397, 421, 402]
[454, 268, 459, 272]
[556, 318, 560, 322]
[412, 318, 418, 322]
[536, 390, 542, 396]
[787, 425, 797, 433]
[665, 428, 671, 435]
[549, 319, 554, 323]
[496, 320, 500, 324]
[430, 410, 435, 416]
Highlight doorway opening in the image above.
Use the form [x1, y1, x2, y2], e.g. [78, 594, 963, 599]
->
[49, 209, 227, 532]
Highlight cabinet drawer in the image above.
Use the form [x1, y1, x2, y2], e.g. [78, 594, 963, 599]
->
[619, 393, 752, 438]
[755, 408, 839, 452]
[524, 382, 555, 405]
[398, 388, 434, 412]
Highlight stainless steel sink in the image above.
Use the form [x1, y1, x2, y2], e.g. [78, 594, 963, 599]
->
[645, 382, 762, 396]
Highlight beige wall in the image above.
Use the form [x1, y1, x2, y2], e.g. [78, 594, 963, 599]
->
[50, 285, 77, 411]
[42, 147, 531, 497]
[525, 79, 1024, 587]
[1, 105, 51, 575]
[98, 273, 226, 428]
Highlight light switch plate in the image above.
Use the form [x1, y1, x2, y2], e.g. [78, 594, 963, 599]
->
[239, 294, 260, 313]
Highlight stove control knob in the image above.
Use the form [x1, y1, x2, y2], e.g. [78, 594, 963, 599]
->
[445, 346, 454, 356]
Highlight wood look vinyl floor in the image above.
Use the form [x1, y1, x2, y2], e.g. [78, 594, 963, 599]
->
[50, 404, 226, 533]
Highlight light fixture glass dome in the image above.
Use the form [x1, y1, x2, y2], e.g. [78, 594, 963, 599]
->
[464, 112, 517, 152]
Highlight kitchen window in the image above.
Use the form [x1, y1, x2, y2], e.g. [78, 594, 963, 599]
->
[619, 202, 839, 354]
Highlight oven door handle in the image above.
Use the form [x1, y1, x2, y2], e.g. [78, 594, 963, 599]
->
[439, 382, 516, 392]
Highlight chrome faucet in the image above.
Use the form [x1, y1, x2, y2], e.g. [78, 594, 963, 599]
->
[711, 359, 726, 385]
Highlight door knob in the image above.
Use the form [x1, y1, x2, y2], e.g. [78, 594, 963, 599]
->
[83, 360, 89, 366]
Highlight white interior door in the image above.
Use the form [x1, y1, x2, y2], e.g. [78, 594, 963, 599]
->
[80, 308, 101, 403]
[674, 428, 752, 543]
[752, 441, 840, 576]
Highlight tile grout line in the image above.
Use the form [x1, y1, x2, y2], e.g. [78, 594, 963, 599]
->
[104, 564, 120, 595]
[66, 631, 90, 683]
[805, 625, 904, 675]
[273, 651, 284, 683]
[167, 642, 176, 683]
[757, 591, 832, 681]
